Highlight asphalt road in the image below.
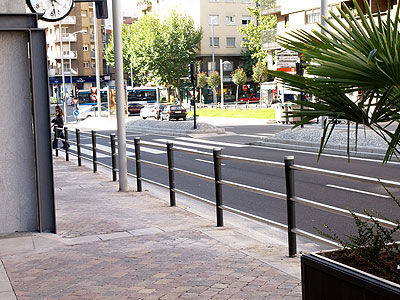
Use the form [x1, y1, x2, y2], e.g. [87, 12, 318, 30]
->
[58, 125, 400, 245]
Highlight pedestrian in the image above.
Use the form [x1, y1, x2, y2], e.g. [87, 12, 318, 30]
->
[51, 107, 69, 149]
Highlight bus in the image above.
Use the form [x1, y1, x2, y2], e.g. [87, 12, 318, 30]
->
[77, 88, 108, 106]
[127, 87, 160, 104]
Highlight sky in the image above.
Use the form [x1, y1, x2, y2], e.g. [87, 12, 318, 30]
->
[104, 0, 140, 29]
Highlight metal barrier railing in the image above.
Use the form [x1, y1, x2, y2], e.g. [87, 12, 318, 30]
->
[53, 126, 399, 257]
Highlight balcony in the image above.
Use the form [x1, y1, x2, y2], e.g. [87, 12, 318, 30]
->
[55, 33, 77, 42]
[54, 50, 78, 60]
[261, 28, 280, 50]
[48, 67, 78, 76]
[261, 0, 281, 16]
[60, 16, 76, 25]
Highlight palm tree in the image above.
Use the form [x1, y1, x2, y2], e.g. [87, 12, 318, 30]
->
[268, 0, 400, 162]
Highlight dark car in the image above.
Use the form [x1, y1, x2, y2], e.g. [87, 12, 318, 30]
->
[128, 103, 144, 115]
[161, 105, 187, 121]
[238, 94, 260, 104]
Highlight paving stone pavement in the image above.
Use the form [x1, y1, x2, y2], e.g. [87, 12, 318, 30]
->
[0, 157, 302, 299]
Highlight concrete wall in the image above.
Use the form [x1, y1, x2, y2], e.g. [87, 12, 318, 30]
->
[0, 1, 39, 233]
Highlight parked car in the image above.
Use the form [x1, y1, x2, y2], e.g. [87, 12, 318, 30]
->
[160, 105, 187, 121]
[140, 104, 159, 119]
[128, 103, 144, 115]
[76, 105, 108, 120]
[238, 94, 260, 104]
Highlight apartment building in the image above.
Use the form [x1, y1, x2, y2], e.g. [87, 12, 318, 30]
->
[44, 2, 105, 100]
[141, 0, 255, 102]
[260, 0, 396, 103]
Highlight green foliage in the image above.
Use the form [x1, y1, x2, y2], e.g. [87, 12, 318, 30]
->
[252, 61, 268, 83]
[268, 0, 400, 162]
[208, 71, 220, 87]
[105, 11, 202, 89]
[240, 49, 257, 78]
[316, 185, 400, 282]
[197, 72, 208, 88]
[232, 67, 247, 86]
[238, 0, 277, 61]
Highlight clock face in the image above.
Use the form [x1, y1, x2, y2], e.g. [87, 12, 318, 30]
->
[27, 0, 73, 22]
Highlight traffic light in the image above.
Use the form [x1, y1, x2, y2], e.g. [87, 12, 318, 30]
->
[94, 0, 108, 19]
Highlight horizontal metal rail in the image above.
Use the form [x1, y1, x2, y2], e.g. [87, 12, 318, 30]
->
[292, 165, 400, 188]
[141, 177, 169, 189]
[220, 179, 287, 200]
[79, 144, 92, 151]
[96, 148, 112, 156]
[174, 188, 216, 206]
[174, 167, 215, 183]
[68, 140, 77, 146]
[220, 154, 284, 168]
[292, 196, 398, 229]
[97, 161, 112, 170]
[292, 228, 341, 247]
[140, 159, 168, 170]
[94, 133, 110, 139]
[220, 205, 288, 230]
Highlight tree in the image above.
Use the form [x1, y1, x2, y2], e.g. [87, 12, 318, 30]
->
[208, 71, 220, 104]
[240, 49, 257, 78]
[232, 68, 247, 105]
[252, 61, 268, 103]
[105, 11, 202, 98]
[197, 72, 208, 104]
[238, 0, 277, 61]
[268, 1, 400, 162]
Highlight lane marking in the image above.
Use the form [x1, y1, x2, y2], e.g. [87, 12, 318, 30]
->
[67, 145, 108, 158]
[249, 144, 400, 166]
[326, 184, 391, 198]
[196, 158, 225, 166]
[94, 144, 135, 157]
[176, 137, 245, 148]
[239, 134, 273, 138]
[154, 139, 220, 150]
[258, 133, 275, 136]
[126, 143, 165, 155]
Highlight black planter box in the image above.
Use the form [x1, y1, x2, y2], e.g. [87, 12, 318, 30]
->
[301, 252, 400, 300]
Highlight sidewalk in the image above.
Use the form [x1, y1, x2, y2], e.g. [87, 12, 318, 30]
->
[0, 157, 316, 299]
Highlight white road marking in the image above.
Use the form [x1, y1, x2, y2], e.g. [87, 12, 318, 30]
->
[239, 134, 272, 138]
[125, 143, 165, 155]
[326, 184, 391, 198]
[249, 144, 400, 166]
[195, 158, 225, 166]
[94, 144, 135, 157]
[67, 145, 109, 158]
[154, 139, 219, 150]
[258, 133, 275, 136]
[176, 137, 245, 148]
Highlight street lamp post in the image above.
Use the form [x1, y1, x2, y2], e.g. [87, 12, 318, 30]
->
[220, 60, 230, 107]
[59, 21, 67, 122]
[94, 9, 101, 117]
[211, 22, 216, 104]
[68, 30, 85, 106]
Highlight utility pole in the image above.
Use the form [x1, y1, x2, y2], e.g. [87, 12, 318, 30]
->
[112, 0, 128, 191]
[130, 61, 133, 87]
[211, 22, 216, 104]
[94, 10, 101, 117]
[220, 59, 224, 107]
[321, 0, 327, 128]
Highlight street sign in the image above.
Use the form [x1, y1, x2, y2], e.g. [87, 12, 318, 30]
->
[90, 87, 97, 94]
[188, 90, 199, 98]
[91, 93, 98, 101]
[73, 110, 79, 117]
[276, 49, 298, 69]
[72, 98, 79, 106]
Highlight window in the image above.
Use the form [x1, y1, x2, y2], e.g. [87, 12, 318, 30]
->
[83, 62, 90, 68]
[305, 8, 320, 24]
[209, 15, 219, 25]
[225, 16, 236, 25]
[210, 37, 220, 47]
[226, 37, 236, 48]
[241, 15, 251, 25]
[209, 0, 219, 2]
[225, 0, 235, 2]
[83, 44, 89, 51]
[81, 10, 87, 17]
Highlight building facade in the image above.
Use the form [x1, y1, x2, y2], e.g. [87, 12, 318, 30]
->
[139, 0, 255, 102]
[43, 2, 105, 100]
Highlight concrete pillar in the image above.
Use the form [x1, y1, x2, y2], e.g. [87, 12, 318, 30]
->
[0, 1, 39, 233]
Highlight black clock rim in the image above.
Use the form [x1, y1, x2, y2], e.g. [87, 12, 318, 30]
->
[26, 0, 74, 23]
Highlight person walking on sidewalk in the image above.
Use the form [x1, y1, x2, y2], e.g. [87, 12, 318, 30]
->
[51, 106, 69, 149]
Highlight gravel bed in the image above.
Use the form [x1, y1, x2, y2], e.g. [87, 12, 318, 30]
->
[126, 119, 225, 136]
